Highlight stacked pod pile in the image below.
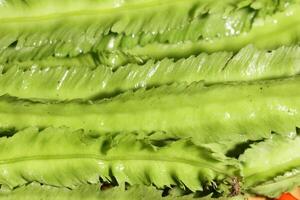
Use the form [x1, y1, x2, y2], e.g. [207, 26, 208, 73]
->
[0, 0, 300, 199]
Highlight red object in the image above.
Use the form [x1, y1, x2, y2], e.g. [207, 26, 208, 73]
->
[277, 193, 298, 200]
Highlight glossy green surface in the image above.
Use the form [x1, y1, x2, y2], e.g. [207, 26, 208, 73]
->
[0, 127, 237, 190]
[240, 135, 300, 197]
[0, 77, 298, 143]
[0, 184, 174, 200]
[0, 0, 299, 198]
[126, 2, 300, 59]
[1, 45, 300, 100]
[0, 0, 223, 59]
[0, 0, 298, 63]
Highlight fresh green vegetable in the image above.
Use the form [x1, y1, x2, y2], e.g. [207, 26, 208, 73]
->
[0, 77, 299, 144]
[124, 2, 300, 61]
[0, 0, 300, 199]
[1, 45, 300, 100]
[0, 47, 235, 100]
[0, 183, 173, 200]
[0, 183, 247, 200]
[0, 127, 237, 190]
[240, 134, 300, 197]
[248, 169, 300, 199]
[0, 0, 243, 60]
[0, 0, 299, 64]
